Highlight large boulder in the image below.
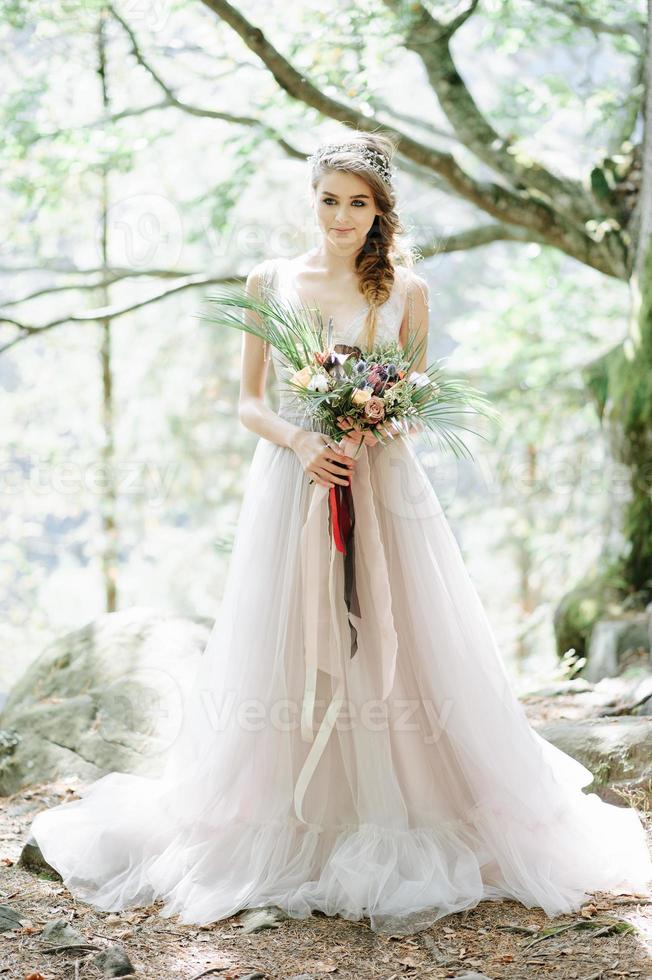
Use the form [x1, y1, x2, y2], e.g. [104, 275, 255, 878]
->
[0, 607, 211, 796]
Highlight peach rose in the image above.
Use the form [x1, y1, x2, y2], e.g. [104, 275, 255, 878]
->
[291, 366, 313, 387]
[352, 387, 373, 405]
[363, 395, 386, 423]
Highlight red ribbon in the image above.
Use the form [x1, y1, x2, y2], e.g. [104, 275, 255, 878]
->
[328, 484, 353, 553]
[328, 482, 359, 658]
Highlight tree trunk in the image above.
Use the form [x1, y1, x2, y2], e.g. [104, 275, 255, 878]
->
[579, 3, 652, 607]
[557, 10, 652, 657]
[97, 13, 118, 613]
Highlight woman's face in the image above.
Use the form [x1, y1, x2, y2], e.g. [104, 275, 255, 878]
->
[312, 170, 382, 255]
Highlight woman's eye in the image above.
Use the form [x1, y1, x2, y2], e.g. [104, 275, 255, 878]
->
[322, 198, 365, 207]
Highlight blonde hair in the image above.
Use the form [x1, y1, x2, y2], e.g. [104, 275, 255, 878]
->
[309, 131, 416, 349]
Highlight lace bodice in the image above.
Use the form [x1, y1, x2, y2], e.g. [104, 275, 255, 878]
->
[258, 257, 415, 428]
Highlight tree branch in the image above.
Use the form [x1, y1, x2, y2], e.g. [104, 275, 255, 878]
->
[199, 0, 615, 274]
[0, 263, 198, 276]
[32, 99, 302, 160]
[381, 0, 596, 231]
[0, 274, 242, 354]
[537, 0, 646, 47]
[0, 268, 203, 308]
[418, 222, 542, 257]
[372, 99, 462, 146]
[107, 5, 305, 159]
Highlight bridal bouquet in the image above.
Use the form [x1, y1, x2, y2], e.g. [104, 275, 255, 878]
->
[199, 282, 498, 460]
[200, 280, 499, 660]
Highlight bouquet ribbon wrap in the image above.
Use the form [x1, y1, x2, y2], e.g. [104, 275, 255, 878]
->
[295, 437, 399, 824]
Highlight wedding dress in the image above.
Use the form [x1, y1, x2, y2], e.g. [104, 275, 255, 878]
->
[29, 257, 652, 935]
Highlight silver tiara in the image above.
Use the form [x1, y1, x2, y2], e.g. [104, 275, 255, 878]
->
[307, 142, 395, 187]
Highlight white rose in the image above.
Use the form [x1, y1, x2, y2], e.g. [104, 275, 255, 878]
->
[308, 373, 329, 393]
[408, 371, 431, 389]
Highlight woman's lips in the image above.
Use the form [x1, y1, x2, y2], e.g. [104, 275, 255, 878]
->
[334, 228, 353, 233]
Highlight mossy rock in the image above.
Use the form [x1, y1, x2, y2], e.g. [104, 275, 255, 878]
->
[535, 716, 652, 806]
[0, 607, 212, 796]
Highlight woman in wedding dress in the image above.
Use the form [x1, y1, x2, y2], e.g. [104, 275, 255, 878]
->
[29, 132, 652, 936]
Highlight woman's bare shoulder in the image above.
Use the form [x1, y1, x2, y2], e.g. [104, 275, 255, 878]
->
[247, 252, 311, 279]
[394, 263, 428, 296]
[248, 257, 276, 276]
[244, 259, 279, 301]
[395, 262, 426, 281]
[246, 257, 282, 289]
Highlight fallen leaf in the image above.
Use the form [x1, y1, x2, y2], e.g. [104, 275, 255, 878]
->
[103, 914, 123, 927]
[397, 954, 420, 967]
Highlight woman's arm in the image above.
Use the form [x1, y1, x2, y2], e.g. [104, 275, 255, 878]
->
[237, 263, 304, 452]
[238, 263, 356, 486]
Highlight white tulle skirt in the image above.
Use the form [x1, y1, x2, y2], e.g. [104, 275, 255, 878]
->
[29, 421, 652, 935]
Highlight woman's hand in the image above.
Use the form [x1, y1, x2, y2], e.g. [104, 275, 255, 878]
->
[336, 416, 378, 447]
[291, 430, 356, 488]
[337, 415, 421, 446]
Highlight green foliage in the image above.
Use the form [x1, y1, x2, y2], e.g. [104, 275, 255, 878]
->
[447, 242, 633, 666]
[200, 285, 325, 371]
[553, 559, 629, 659]
[481, 0, 644, 145]
[580, 237, 652, 600]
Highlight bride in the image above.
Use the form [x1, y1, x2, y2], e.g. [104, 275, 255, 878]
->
[28, 131, 652, 936]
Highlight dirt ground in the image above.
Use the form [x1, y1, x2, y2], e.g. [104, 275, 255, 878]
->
[2, 685, 651, 980]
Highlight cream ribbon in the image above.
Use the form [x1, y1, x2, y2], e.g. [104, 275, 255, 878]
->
[294, 437, 399, 824]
